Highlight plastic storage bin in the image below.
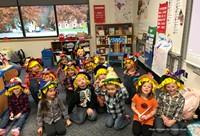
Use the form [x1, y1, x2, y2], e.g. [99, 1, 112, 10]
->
[41, 49, 53, 57]
[42, 57, 53, 67]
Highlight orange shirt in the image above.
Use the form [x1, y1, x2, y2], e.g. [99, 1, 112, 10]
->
[132, 94, 158, 126]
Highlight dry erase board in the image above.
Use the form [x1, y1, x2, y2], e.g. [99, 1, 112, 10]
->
[185, 0, 200, 68]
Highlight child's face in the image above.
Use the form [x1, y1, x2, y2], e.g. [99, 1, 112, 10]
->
[44, 75, 53, 82]
[78, 50, 85, 58]
[141, 82, 152, 96]
[76, 76, 87, 88]
[67, 68, 75, 77]
[13, 88, 22, 96]
[61, 57, 68, 65]
[106, 84, 117, 96]
[125, 62, 134, 70]
[87, 66, 93, 72]
[31, 64, 40, 73]
[98, 74, 107, 80]
[165, 82, 178, 96]
[46, 87, 56, 99]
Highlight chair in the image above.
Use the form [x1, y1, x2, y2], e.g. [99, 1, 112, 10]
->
[107, 38, 126, 68]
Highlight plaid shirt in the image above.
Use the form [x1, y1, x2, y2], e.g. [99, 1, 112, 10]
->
[156, 91, 185, 121]
[24, 72, 41, 89]
[105, 87, 129, 118]
[37, 97, 69, 127]
[8, 93, 30, 115]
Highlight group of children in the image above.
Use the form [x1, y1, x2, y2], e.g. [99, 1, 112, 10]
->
[0, 48, 194, 136]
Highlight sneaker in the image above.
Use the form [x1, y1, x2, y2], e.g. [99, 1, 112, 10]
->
[0, 128, 6, 136]
[11, 128, 20, 136]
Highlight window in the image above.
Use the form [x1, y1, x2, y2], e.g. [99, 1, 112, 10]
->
[21, 6, 57, 37]
[0, 7, 23, 38]
[56, 4, 89, 36]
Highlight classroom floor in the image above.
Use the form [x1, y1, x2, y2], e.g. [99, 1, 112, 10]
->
[2, 63, 193, 136]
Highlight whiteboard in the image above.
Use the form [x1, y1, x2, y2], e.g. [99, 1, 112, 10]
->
[185, 0, 200, 68]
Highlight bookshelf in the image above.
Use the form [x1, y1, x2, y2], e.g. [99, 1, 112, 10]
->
[95, 23, 133, 56]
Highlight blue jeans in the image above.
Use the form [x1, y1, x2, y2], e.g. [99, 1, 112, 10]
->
[0, 111, 30, 130]
[154, 116, 180, 136]
[69, 107, 97, 124]
[105, 114, 130, 130]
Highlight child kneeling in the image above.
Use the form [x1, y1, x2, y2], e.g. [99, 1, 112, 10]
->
[102, 68, 130, 130]
[37, 80, 71, 136]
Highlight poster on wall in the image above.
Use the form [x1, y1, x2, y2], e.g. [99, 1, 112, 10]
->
[152, 37, 172, 76]
[114, 0, 132, 23]
[157, 2, 168, 33]
[94, 5, 105, 23]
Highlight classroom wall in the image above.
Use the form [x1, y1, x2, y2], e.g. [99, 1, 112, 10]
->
[0, 0, 199, 93]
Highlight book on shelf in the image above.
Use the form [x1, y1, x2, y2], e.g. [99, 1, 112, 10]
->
[121, 36, 127, 43]
[128, 27, 132, 35]
[127, 38, 132, 44]
[116, 26, 123, 35]
[126, 47, 131, 54]
[109, 28, 115, 35]
[96, 26, 104, 36]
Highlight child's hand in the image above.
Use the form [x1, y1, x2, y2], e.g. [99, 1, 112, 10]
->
[14, 113, 22, 119]
[9, 112, 14, 120]
[140, 115, 148, 121]
[68, 87, 73, 91]
[66, 119, 71, 127]
[37, 127, 43, 136]
[87, 108, 93, 116]
[119, 83, 124, 88]
[165, 120, 176, 127]
[24, 88, 30, 94]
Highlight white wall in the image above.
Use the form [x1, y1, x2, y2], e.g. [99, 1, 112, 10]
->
[0, 0, 199, 93]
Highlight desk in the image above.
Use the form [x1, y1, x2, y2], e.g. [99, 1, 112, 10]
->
[0, 65, 13, 119]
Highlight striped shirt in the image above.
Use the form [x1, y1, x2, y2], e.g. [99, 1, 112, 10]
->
[105, 87, 129, 119]
[156, 91, 185, 121]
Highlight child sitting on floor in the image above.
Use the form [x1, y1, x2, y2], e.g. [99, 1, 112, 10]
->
[123, 54, 140, 104]
[25, 58, 43, 104]
[56, 53, 71, 85]
[69, 72, 97, 124]
[102, 67, 130, 130]
[93, 64, 108, 113]
[154, 70, 185, 136]
[37, 80, 71, 136]
[63, 62, 78, 106]
[0, 77, 30, 136]
[131, 74, 158, 136]
[75, 47, 86, 70]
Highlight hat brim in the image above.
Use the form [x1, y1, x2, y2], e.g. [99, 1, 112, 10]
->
[134, 74, 158, 87]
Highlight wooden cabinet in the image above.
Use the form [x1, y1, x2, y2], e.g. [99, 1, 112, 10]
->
[51, 40, 90, 65]
[95, 23, 133, 58]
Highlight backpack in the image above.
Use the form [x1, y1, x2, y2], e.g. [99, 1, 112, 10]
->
[10, 49, 26, 66]
[180, 88, 200, 121]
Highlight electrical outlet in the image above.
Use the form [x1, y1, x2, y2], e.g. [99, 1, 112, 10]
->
[183, 71, 188, 78]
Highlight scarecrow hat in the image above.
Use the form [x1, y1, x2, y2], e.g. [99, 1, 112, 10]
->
[73, 72, 91, 89]
[134, 73, 158, 93]
[94, 64, 108, 78]
[5, 77, 26, 96]
[123, 52, 140, 69]
[158, 69, 185, 90]
[75, 46, 85, 57]
[26, 58, 43, 72]
[84, 57, 96, 68]
[41, 68, 56, 81]
[102, 67, 122, 86]
[63, 61, 78, 74]
[38, 79, 58, 99]
[93, 54, 102, 64]
[57, 53, 71, 66]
